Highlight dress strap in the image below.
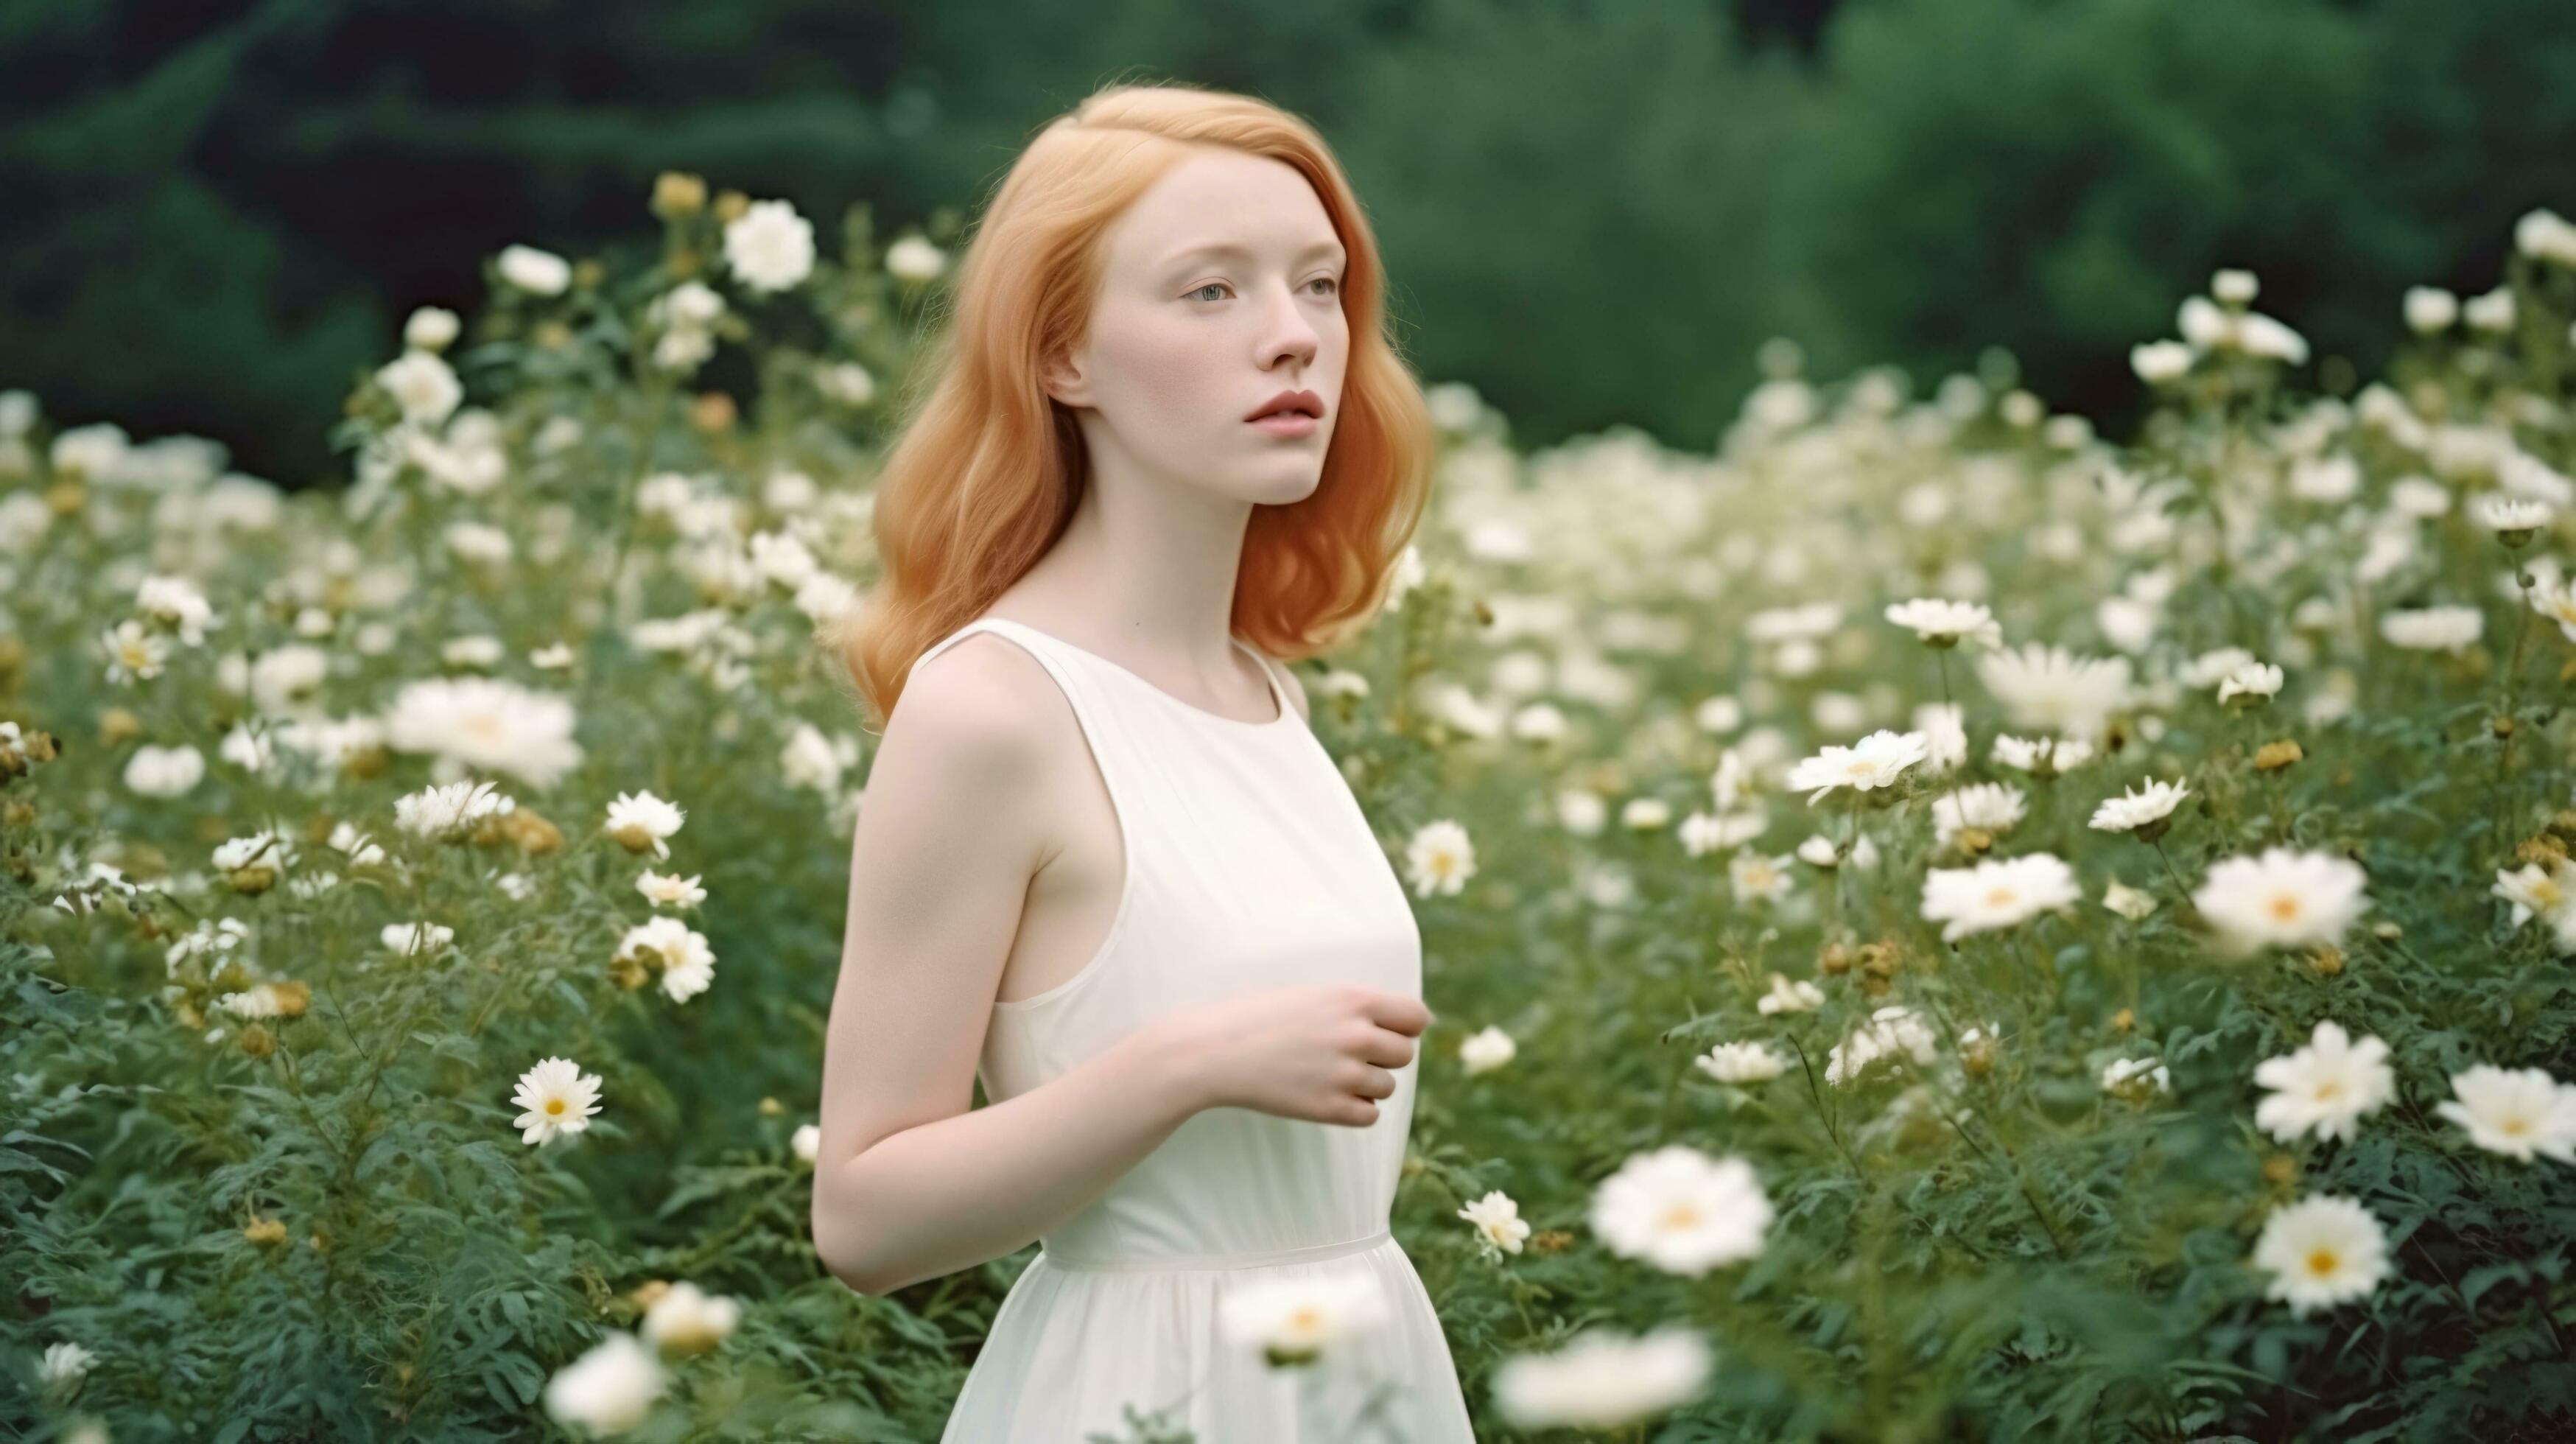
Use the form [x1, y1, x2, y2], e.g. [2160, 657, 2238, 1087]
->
[1235, 642, 1294, 721]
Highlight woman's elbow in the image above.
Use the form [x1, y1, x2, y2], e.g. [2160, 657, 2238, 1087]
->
[810, 1183, 887, 1296]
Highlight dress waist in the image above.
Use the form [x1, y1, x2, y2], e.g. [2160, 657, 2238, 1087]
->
[1036, 1229, 1393, 1274]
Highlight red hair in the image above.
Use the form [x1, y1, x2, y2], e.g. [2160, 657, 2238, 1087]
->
[822, 78, 1435, 729]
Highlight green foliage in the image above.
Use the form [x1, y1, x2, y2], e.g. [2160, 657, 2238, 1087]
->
[3, 161, 2575, 1443]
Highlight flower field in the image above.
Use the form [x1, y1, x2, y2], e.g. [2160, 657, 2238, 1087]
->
[5, 177, 2575, 1443]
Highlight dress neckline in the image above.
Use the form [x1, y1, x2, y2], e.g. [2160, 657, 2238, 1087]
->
[975, 617, 1295, 731]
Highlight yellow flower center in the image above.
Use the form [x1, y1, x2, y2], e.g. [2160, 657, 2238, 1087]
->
[1663, 1204, 1700, 1230]
[2500, 1114, 2530, 1136]
[1987, 887, 2018, 908]
[2267, 894, 2303, 922]
[546, 1098, 566, 1116]
[2304, 1247, 2340, 1277]
[1288, 1307, 1322, 1333]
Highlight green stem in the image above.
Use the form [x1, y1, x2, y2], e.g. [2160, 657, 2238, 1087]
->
[2496, 567, 2536, 842]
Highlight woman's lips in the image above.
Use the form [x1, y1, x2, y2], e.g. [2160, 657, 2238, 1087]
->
[1249, 413, 1319, 438]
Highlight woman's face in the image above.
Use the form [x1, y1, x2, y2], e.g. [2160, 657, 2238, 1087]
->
[1047, 147, 1350, 505]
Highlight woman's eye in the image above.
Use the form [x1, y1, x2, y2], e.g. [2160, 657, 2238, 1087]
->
[1185, 278, 1336, 302]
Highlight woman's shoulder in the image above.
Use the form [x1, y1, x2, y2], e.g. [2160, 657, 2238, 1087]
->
[891, 631, 1077, 772]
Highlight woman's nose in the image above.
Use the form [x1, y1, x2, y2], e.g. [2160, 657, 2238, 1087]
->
[1257, 285, 1319, 370]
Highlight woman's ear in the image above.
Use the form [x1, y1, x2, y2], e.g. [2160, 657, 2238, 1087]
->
[1039, 348, 1090, 410]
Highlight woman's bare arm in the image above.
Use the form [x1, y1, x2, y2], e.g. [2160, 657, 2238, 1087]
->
[808, 637, 1221, 1296]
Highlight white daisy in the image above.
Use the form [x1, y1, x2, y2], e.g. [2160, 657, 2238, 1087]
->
[211, 830, 296, 888]
[1709, 749, 1753, 810]
[512, 1056, 604, 1147]
[603, 791, 686, 861]
[2191, 847, 2370, 956]
[100, 620, 167, 682]
[1991, 733, 2095, 775]
[327, 825, 386, 866]
[1730, 850, 1794, 905]
[1755, 973, 1824, 1015]
[635, 870, 706, 908]
[376, 351, 462, 427]
[2088, 778, 2191, 838]
[498, 243, 572, 295]
[1920, 853, 2081, 942]
[2100, 1056, 2170, 1100]
[2131, 340, 2193, 384]
[2102, 879, 2160, 921]
[2377, 604, 2484, 653]
[542, 1331, 664, 1435]
[1783, 729, 1929, 805]
[135, 574, 215, 644]
[217, 984, 286, 1020]
[1974, 643, 2131, 735]
[883, 234, 948, 284]
[780, 721, 860, 794]
[2404, 286, 2457, 333]
[2214, 661, 2284, 707]
[1558, 789, 1610, 837]
[1405, 819, 1476, 897]
[382, 921, 454, 956]
[2250, 1195, 2389, 1317]
[2466, 287, 2516, 332]
[791, 1122, 821, 1164]
[2253, 1021, 2396, 1143]
[122, 743, 203, 798]
[1914, 701, 1968, 771]
[1588, 1144, 1772, 1275]
[1695, 1041, 1788, 1084]
[40, 1340, 95, 1398]
[1679, 808, 1766, 855]
[2435, 1065, 2576, 1162]
[1622, 796, 1671, 830]
[1490, 1326, 1712, 1431]
[2491, 858, 2576, 930]
[1825, 1006, 1940, 1086]
[2476, 494, 2551, 536]
[1883, 597, 2001, 648]
[382, 676, 586, 790]
[1459, 1025, 1515, 1076]
[641, 1282, 741, 1357]
[1456, 1190, 1532, 1258]
[1215, 1266, 1389, 1367]
[1931, 782, 2027, 849]
[404, 304, 460, 351]
[615, 916, 717, 1003]
[395, 779, 513, 841]
[723, 198, 815, 293]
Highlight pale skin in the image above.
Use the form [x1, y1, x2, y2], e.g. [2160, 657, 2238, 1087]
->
[811, 145, 1433, 1297]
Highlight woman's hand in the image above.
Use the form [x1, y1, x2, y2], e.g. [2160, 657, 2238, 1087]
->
[1157, 984, 1433, 1126]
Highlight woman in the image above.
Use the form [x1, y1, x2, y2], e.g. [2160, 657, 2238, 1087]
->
[810, 80, 1474, 1442]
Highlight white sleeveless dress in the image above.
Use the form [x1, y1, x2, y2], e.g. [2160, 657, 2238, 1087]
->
[909, 616, 1476, 1444]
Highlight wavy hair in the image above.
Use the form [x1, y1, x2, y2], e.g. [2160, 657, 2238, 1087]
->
[821, 78, 1435, 730]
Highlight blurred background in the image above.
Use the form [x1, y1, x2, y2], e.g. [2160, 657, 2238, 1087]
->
[5, 0, 2572, 489]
